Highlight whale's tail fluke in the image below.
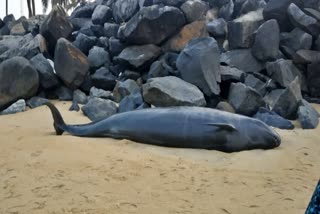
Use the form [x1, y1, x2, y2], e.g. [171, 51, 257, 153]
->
[43, 102, 66, 135]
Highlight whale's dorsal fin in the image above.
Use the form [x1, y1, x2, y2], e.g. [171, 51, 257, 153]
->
[205, 123, 237, 132]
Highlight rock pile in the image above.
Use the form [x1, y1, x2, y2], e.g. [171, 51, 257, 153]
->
[0, 0, 320, 129]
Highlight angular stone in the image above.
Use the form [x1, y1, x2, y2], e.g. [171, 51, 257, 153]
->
[206, 18, 227, 37]
[298, 105, 319, 129]
[221, 49, 265, 73]
[91, 67, 117, 91]
[92, 5, 112, 25]
[40, 6, 73, 55]
[253, 107, 294, 129]
[177, 37, 221, 96]
[288, 3, 320, 37]
[147, 60, 172, 79]
[90, 87, 114, 100]
[263, 0, 302, 32]
[228, 82, 265, 116]
[113, 79, 140, 103]
[27, 96, 49, 109]
[119, 5, 185, 45]
[118, 90, 144, 113]
[142, 76, 206, 107]
[293, 50, 320, 64]
[162, 21, 208, 52]
[219, 0, 234, 21]
[220, 66, 244, 82]
[117, 44, 162, 68]
[252, 19, 280, 61]
[307, 62, 320, 98]
[266, 59, 303, 88]
[280, 28, 312, 52]
[216, 101, 235, 113]
[237, 0, 266, 16]
[96, 36, 109, 50]
[112, 0, 139, 23]
[70, 2, 96, 18]
[269, 77, 302, 119]
[108, 37, 125, 57]
[180, 0, 209, 23]
[0, 57, 39, 110]
[228, 10, 263, 49]
[54, 86, 73, 101]
[88, 46, 110, 68]
[30, 54, 59, 89]
[73, 33, 97, 55]
[54, 38, 89, 90]
[82, 97, 118, 121]
[73, 89, 88, 104]
[70, 18, 92, 31]
[0, 99, 26, 115]
[244, 74, 267, 96]
[103, 23, 119, 38]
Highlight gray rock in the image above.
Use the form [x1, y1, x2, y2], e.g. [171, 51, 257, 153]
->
[252, 19, 280, 61]
[177, 37, 221, 96]
[0, 57, 39, 110]
[266, 59, 303, 88]
[82, 97, 118, 121]
[221, 49, 265, 73]
[91, 67, 117, 91]
[308, 61, 320, 98]
[216, 101, 235, 113]
[112, 0, 139, 23]
[54, 38, 89, 90]
[298, 105, 319, 129]
[90, 86, 114, 100]
[220, 66, 244, 82]
[180, 0, 209, 23]
[27, 96, 49, 108]
[253, 107, 294, 129]
[228, 82, 265, 116]
[113, 79, 140, 102]
[263, 0, 302, 32]
[227, 10, 263, 49]
[10, 20, 28, 36]
[280, 28, 312, 52]
[73, 33, 97, 55]
[120, 70, 141, 81]
[219, 0, 234, 21]
[108, 37, 125, 57]
[293, 50, 320, 64]
[40, 6, 73, 55]
[54, 86, 73, 101]
[73, 89, 88, 104]
[238, 0, 266, 16]
[269, 77, 302, 119]
[117, 44, 162, 68]
[148, 60, 171, 79]
[244, 74, 267, 96]
[142, 76, 206, 107]
[88, 46, 110, 68]
[103, 23, 119, 38]
[0, 99, 26, 115]
[304, 8, 320, 21]
[92, 5, 112, 25]
[119, 5, 185, 45]
[118, 90, 144, 113]
[30, 54, 59, 89]
[288, 3, 320, 37]
[70, 18, 92, 31]
[206, 18, 227, 37]
[70, 2, 97, 18]
[96, 36, 109, 50]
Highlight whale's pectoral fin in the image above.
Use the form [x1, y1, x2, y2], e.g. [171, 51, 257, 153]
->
[205, 123, 237, 132]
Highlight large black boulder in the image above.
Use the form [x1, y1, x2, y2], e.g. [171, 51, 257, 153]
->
[73, 33, 97, 55]
[228, 82, 265, 116]
[40, 6, 73, 56]
[54, 38, 89, 90]
[30, 53, 59, 90]
[91, 67, 117, 91]
[142, 76, 206, 107]
[0, 57, 39, 110]
[177, 37, 221, 96]
[252, 19, 280, 61]
[112, 0, 140, 23]
[119, 5, 185, 45]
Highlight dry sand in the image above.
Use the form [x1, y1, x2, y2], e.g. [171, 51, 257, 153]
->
[0, 102, 319, 214]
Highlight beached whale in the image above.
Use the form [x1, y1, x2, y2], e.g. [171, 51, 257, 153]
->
[44, 102, 281, 152]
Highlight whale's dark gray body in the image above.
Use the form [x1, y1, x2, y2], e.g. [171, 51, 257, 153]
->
[44, 102, 281, 152]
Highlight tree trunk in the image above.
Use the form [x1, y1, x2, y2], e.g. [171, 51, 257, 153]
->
[27, 0, 32, 18]
[6, 0, 8, 16]
[31, 0, 36, 16]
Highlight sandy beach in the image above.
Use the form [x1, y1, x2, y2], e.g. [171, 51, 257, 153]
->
[0, 102, 319, 214]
